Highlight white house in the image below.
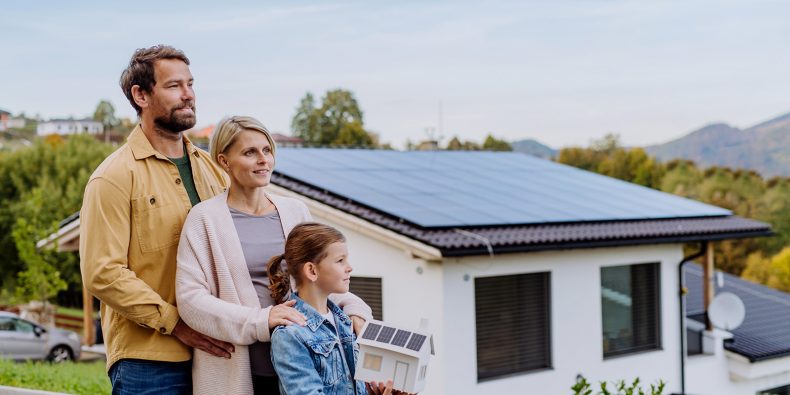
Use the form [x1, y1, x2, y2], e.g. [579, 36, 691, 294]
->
[356, 319, 434, 393]
[37, 119, 103, 135]
[0, 108, 25, 131]
[264, 148, 775, 395]
[45, 148, 783, 394]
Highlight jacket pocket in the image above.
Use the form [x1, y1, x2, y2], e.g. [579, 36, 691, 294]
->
[131, 194, 182, 253]
[307, 339, 344, 386]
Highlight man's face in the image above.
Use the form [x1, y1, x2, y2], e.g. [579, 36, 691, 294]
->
[147, 59, 196, 133]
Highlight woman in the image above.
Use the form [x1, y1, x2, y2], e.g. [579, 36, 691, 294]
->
[175, 116, 372, 395]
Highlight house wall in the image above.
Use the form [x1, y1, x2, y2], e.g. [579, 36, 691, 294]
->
[312, 205, 688, 395]
[440, 244, 685, 395]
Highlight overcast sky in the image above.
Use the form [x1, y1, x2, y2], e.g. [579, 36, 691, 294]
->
[2, 0, 789, 148]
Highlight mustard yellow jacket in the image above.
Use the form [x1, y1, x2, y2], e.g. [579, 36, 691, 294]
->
[80, 125, 228, 370]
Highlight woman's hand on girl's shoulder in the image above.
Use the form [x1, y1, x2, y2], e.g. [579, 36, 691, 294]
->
[366, 380, 417, 395]
[268, 299, 307, 329]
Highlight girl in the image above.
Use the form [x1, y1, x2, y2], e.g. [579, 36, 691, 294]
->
[268, 223, 401, 395]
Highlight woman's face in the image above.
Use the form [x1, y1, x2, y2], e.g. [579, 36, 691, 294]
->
[314, 242, 353, 295]
[219, 130, 274, 189]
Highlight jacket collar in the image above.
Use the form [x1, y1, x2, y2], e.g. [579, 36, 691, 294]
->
[292, 293, 351, 333]
[128, 124, 199, 161]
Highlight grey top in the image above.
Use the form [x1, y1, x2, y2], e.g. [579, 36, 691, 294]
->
[229, 206, 286, 377]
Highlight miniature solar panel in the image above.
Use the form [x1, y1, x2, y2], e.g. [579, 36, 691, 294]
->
[391, 330, 412, 347]
[376, 326, 397, 343]
[275, 149, 731, 228]
[406, 334, 427, 352]
[362, 323, 382, 341]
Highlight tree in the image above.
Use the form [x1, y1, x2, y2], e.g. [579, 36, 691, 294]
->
[482, 134, 512, 151]
[0, 135, 113, 303]
[291, 93, 320, 144]
[93, 100, 119, 132]
[291, 89, 374, 147]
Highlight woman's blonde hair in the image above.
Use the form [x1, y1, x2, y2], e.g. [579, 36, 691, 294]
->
[267, 222, 346, 305]
[209, 116, 276, 165]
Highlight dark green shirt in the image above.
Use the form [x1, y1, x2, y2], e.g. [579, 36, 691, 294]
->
[169, 147, 200, 207]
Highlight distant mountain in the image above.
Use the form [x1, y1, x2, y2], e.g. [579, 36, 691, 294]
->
[645, 112, 790, 177]
[512, 138, 557, 159]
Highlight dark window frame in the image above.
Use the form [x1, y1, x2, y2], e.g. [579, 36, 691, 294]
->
[601, 262, 662, 359]
[475, 271, 552, 382]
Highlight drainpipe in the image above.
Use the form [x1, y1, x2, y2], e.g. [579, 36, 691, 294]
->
[677, 242, 707, 395]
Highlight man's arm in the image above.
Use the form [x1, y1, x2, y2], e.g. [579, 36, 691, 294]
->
[79, 177, 179, 334]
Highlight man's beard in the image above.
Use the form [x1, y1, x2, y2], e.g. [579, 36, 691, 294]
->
[154, 103, 196, 133]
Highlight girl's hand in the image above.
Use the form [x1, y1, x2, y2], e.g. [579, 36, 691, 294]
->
[268, 300, 307, 329]
[366, 380, 417, 395]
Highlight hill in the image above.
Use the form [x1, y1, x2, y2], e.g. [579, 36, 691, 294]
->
[645, 112, 790, 177]
[511, 138, 557, 159]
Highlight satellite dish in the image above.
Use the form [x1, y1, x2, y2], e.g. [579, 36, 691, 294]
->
[708, 292, 746, 331]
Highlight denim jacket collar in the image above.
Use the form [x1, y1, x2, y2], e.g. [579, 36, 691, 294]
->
[292, 293, 352, 333]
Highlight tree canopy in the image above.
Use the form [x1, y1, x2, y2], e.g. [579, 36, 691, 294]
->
[291, 89, 374, 147]
[0, 135, 113, 303]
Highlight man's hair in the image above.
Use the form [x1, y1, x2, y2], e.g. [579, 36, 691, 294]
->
[119, 45, 190, 116]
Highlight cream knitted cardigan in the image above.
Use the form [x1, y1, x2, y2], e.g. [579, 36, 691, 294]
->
[175, 191, 372, 395]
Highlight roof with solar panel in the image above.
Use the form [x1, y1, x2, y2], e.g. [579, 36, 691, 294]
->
[269, 148, 772, 256]
[358, 320, 434, 357]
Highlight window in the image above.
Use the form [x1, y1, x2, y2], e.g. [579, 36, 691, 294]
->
[349, 276, 383, 320]
[363, 353, 383, 371]
[475, 272, 551, 381]
[13, 319, 34, 333]
[601, 262, 661, 358]
[759, 384, 790, 395]
[0, 317, 13, 331]
[419, 365, 427, 380]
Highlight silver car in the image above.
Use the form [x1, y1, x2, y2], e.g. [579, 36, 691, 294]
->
[0, 311, 82, 362]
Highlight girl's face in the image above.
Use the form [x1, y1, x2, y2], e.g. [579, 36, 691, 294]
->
[218, 129, 274, 189]
[314, 242, 353, 294]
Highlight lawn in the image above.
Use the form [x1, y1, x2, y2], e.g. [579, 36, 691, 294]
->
[0, 359, 110, 395]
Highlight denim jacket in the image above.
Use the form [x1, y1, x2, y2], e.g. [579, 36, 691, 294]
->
[271, 294, 367, 395]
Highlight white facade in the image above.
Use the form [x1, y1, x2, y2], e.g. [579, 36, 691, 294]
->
[37, 119, 103, 135]
[268, 184, 790, 395]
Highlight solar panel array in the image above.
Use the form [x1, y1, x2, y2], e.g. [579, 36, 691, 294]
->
[276, 149, 730, 228]
[360, 323, 429, 352]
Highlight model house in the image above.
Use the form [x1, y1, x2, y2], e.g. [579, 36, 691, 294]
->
[355, 319, 434, 393]
[47, 148, 789, 394]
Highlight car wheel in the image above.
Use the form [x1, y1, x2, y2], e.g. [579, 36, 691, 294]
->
[47, 345, 73, 363]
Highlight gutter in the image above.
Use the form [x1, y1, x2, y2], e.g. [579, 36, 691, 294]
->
[677, 242, 707, 395]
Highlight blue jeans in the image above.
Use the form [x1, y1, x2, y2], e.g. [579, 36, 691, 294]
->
[108, 359, 192, 395]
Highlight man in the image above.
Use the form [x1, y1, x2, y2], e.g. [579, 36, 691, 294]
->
[80, 45, 233, 394]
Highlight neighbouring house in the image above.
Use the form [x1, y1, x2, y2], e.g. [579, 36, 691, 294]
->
[272, 133, 304, 148]
[0, 108, 25, 131]
[185, 124, 214, 140]
[44, 149, 781, 394]
[37, 119, 103, 135]
[356, 319, 434, 393]
[685, 264, 790, 395]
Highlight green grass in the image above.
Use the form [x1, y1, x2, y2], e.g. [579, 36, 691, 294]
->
[0, 359, 110, 395]
[56, 306, 98, 319]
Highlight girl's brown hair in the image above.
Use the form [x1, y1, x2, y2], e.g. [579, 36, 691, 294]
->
[267, 222, 346, 305]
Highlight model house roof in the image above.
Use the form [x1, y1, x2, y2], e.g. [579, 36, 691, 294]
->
[686, 264, 790, 362]
[359, 320, 434, 358]
[270, 148, 771, 256]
